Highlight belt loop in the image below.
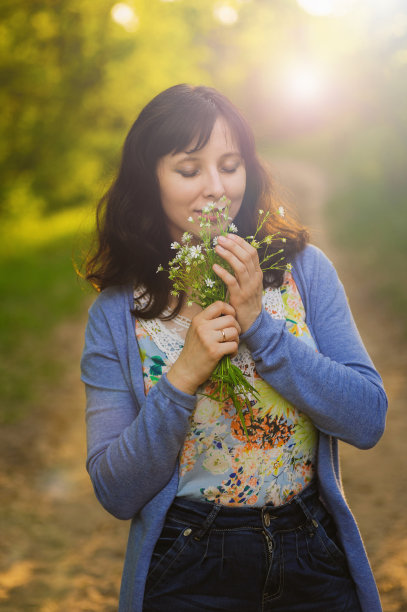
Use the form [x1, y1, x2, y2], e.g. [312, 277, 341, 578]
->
[193, 503, 222, 541]
[294, 487, 319, 532]
[294, 494, 313, 521]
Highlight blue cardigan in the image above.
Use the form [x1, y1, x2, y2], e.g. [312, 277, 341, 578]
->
[81, 244, 387, 612]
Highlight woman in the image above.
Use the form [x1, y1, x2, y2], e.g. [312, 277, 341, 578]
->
[81, 84, 387, 611]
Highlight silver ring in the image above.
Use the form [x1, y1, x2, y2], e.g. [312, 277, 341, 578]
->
[221, 329, 226, 342]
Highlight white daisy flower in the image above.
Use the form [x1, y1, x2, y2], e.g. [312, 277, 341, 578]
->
[278, 206, 285, 217]
[182, 232, 192, 243]
[216, 195, 228, 210]
[171, 241, 180, 249]
[259, 209, 264, 214]
[156, 264, 163, 273]
[212, 236, 219, 246]
[187, 216, 194, 223]
[228, 223, 238, 233]
[189, 245, 202, 259]
[205, 278, 215, 287]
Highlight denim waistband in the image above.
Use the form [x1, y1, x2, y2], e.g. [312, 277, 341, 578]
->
[167, 481, 322, 538]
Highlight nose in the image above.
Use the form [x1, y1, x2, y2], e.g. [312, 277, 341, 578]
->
[203, 168, 225, 201]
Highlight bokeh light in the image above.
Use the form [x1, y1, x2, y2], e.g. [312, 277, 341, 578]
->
[213, 4, 239, 25]
[282, 63, 326, 104]
[111, 3, 139, 32]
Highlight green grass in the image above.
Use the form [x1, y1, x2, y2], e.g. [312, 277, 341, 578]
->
[325, 181, 407, 335]
[0, 206, 95, 424]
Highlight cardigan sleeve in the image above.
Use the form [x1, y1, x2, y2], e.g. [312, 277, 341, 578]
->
[240, 246, 387, 449]
[81, 292, 196, 520]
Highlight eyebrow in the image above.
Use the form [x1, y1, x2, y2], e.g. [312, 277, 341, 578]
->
[174, 152, 242, 163]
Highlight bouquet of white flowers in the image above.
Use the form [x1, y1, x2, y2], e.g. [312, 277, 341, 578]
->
[157, 197, 287, 437]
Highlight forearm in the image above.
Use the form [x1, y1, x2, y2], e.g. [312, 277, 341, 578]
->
[86, 374, 196, 519]
[241, 309, 387, 449]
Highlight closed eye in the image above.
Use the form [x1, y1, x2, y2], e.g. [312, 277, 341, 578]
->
[176, 170, 199, 178]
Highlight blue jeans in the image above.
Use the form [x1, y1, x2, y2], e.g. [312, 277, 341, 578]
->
[143, 482, 361, 611]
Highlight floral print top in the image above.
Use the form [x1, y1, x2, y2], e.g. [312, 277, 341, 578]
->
[135, 272, 318, 507]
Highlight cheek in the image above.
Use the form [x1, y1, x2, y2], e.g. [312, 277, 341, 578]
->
[229, 169, 246, 200]
[164, 177, 200, 207]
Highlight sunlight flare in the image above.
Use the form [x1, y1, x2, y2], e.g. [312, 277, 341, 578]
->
[296, 0, 354, 17]
[283, 64, 326, 103]
[213, 4, 239, 25]
[111, 3, 139, 32]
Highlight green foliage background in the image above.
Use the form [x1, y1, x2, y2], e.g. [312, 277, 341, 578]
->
[1, 0, 406, 421]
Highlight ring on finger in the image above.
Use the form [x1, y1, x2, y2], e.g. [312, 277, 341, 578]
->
[220, 329, 226, 342]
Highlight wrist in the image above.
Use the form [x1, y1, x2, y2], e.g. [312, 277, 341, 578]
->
[240, 307, 262, 334]
[240, 307, 264, 340]
[167, 363, 199, 396]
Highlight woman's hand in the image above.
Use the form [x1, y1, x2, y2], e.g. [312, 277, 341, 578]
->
[167, 301, 241, 396]
[213, 233, 263, 333]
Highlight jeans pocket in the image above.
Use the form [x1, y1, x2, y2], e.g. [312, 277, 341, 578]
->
[309, 514, 349, 572]
[145, 520, 194, 596]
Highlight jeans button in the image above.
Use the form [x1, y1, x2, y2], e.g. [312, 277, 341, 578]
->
[264, 513, 271, 527]
[183, 528, 192, 536]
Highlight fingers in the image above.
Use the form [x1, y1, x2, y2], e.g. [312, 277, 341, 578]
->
[212, 314, 241, 335]
[217, 234, 258, 268]
[214, 234, 262, 285]
[189, 305, 240, 356]
[212, 261, 238, 292]
[216, 326, 240, 344]
[212, 234, 263, 333]
[199, 300, 236, 321]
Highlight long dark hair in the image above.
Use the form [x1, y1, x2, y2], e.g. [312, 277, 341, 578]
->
[85, 84, 308, 319]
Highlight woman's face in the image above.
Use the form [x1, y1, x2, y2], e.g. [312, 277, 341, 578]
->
[156, 117, 246, 243]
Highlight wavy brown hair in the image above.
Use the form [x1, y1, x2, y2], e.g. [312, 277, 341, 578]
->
[85, 84, 309, 319]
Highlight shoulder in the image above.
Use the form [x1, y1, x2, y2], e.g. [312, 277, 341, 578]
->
[292, 244, 340, 290]
[290, 244, 343, 319]
[88, 284, 134, 318]
[86, 284, 135, 342]
[292, 243, 335, 277]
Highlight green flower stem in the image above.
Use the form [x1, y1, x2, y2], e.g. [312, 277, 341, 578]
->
[205, 355, 258, 440]
[159, 200, 287, 437]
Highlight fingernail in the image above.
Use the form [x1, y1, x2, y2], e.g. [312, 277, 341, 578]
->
[217, 235, 228, 244]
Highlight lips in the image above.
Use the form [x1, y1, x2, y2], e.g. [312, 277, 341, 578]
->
[195, 212, 219, 224]
[195, 207, 226, 218]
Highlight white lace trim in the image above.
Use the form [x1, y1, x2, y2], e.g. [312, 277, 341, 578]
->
[134, 286, 286, 368]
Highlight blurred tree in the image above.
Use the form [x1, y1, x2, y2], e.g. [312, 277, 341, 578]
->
[0, 0, 213, 219]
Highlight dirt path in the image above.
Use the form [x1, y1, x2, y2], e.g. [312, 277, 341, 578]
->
[1, 161, 406, 611]
[0, 317, 129, 611]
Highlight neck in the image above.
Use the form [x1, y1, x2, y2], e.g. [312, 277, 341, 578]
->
[168, 294, 202, 320]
